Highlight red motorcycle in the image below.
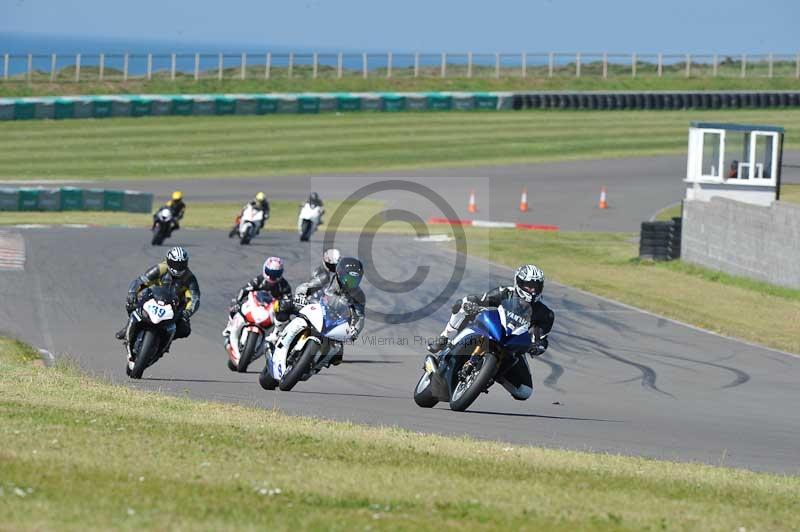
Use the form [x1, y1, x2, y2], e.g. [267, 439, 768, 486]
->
[224, 290, 277, 372]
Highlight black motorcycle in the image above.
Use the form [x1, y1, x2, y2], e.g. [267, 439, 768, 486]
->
[151, 207, 173, 246]
[124, 285, 179, 379]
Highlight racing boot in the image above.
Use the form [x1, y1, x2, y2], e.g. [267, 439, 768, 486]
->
[228, 225, 237, 238]
[426, 335, 449, 354]
[115, 327, 127, 340]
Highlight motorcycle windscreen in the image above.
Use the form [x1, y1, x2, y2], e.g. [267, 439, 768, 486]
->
[472, 309, 504, 342]
[320, 294, 352, 340]
[498, 297, 533, 352]
[247, 291, 274, 326]
[143, 285, 179, 323]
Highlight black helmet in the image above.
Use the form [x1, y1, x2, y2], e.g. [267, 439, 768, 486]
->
[309, 192, 320, 204]
[166, 246, 188, 277]
[336, 257, 363, 293]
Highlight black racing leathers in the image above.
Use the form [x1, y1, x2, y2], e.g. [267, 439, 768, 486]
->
[463, 286, 554, 341]
[126, 262, 201, 340]
[234, 276, 293, 321]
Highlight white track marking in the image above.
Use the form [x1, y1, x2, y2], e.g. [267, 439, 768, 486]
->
[0, 230, 25, 270]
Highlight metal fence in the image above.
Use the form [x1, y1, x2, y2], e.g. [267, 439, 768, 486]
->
[3, 51, 800, 82]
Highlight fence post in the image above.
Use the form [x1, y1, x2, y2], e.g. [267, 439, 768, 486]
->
[147, 53, 152, 80]
[495, 52, 500, 79]
[360, 52, 366, 79]
[3, 54, 8, 80]
[441, 52, 446, 78]
[27, 53, 32, 82]
[768, 53, 773, 78]
[265, 52, 272, 79]
[387, 51, 392, 78]
[657, 52, 663, 77]
[99, 53, 104, 81]
[217, 53, 223, 80]
[576, 52, 581, 77]
[414, 52, 419, 78]
[74, 54, 80, 82]
[602, 52, 608, 79]
[288, 52, 294, 79]
[241, 52, 247, 80]
[194, 53, 200, 80]
[51, 53, 57, 82]
[521, 52, 527, 78]
[171, 53, 176, 80]
[741, 53, 746, 78]
[631, 52, 636, 77]
[123, 53, 129, 81]
[467, 52, 472, 78]
[712, 53, 718, 77]
[337, 52, 342, 79]
[685, 53, 691, 78]
[796, 52, 799, 79]
[548, 52, 554, 77]
[312, 52, 318, 79]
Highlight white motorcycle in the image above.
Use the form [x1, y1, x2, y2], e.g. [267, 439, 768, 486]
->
[151, 207, 173, 246]
[237, 204, 266, 245]
[298, 202, 323, 242]
[259, 294, 351, 391]
[224, 290, 278, 373]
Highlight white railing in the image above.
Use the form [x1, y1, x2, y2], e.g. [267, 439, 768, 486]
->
[2, 51, 799, 82]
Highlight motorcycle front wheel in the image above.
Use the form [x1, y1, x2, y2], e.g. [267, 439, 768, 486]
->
[237, 332, 260, 373]
[279, 340, 318, 391]
[151, 225, 166, 246]
[413, 371, 439, 408]
[300, 220, 313, 242]
[449, 353, 498, 412]
[130, 330, 160, 379]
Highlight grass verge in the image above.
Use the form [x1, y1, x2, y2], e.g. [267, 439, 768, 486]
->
[1, 337, 798, 531]
[2, 76, 800, 97]
[468, 229, 800, 354]
[3, 110, 800, 180]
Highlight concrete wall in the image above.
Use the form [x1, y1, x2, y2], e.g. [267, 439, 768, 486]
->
[682, 197, 800, 289]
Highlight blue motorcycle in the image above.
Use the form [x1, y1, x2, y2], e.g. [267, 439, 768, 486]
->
[414, 296, 533, 412]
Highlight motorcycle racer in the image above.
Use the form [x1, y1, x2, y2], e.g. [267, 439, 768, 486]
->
[228, 192, 271, 238]
[153, 191, 186, 236]
[225, 256, 293, 340]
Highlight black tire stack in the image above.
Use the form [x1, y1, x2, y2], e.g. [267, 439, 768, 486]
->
[639, 217, 681, 261]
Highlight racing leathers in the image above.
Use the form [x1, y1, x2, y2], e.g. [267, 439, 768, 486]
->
[293, 274, 365, 365]
[229, 275, 293, 337]
[119, 262, 201, 344]
[435, 286, 554, 401]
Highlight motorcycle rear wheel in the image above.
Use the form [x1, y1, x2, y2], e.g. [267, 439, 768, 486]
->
[279, 341, 318, 391]
[449, 353, 498, 412]
[130, 330, 159, 379]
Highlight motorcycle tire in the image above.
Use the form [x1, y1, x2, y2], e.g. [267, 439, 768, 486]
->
[449, 353, 498, 412]
[237, 333, 259, 373]
[258, 364, 278, 390]
[413, 371, 439, 408]
[151, 227, 165, 246]
[130, 330, 159, 379]
[300, 220, 312, 242]
[279, 340, 318, 391]
[227, 359, 237, 372]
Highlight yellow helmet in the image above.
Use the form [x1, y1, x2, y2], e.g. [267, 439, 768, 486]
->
[172, 191, 183, 201]
[255, 192, 265, 202]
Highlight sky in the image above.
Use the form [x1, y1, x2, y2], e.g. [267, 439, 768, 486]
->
[2, 0, 798, 53]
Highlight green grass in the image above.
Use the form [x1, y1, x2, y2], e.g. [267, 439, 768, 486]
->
[780, 183, 800, 204]
[468, 229, 800, 354]
[1, 338, 798, 531]
[2, 74, 800, 97]
[652, 203, 683, 221]
[3, 110, 800, 181]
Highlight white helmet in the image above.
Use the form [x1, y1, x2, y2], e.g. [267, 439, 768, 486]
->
[323, 248, 341, 272]
[514, 264, 544, 303]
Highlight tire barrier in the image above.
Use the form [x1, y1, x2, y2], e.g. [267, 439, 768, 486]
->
[3, 91, 800, 120]
[0, 187, 152, 213]
[639, 218, 682, 261]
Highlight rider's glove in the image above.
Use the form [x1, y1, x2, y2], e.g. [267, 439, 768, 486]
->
[461, 300, 480, 315]
[125, 292, 136, 313]
[294, 294, 308, 307]
[346, 325, 359, 341]
[182, 309, 193, 321]
[529, 337, 549, 357]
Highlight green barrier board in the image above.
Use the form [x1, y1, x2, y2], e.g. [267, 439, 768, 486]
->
[0, 101, 13, 121]
[54, 99, 75, 120]
[122, 191, 153, 213]
[336, 95, 361, 112]
[151, 98, 172, 116]
[82, 189, 105, 211]
[298, 96, 320, 114]
[381, 95, 406, 112]
[214, 97, 236, 115]
[474, 94, 499, 110]
[172, 97, 194, 115]
[103, 190, 124, 211]
[130, 98, 152, 117]
[111, 99, 131, 117]
[255, 96, 278, 114]
[37, 189, 60, 211]
[15, 101, 35, 120]
[60, 187, 83, 210]
[93, 99, 114, 118]
[18, 188, 39, 209]
[427, 94, 452, 111]
[0, 189, 19, 211]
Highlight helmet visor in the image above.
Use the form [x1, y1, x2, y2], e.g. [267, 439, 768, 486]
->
[167, 260, 187, 277]
[339, 272, 361, 291]
[264, 267, 283, 284]
[517, 278, 542, 297]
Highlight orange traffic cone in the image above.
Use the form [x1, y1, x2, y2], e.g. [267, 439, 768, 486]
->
[598, 187, 608, 209]
[519, 186, 529, 212]
[468, 190, 477, 213]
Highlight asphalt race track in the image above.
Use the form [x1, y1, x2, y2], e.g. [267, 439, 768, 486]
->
[1, 224, 799, 474]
